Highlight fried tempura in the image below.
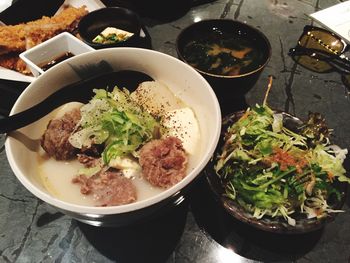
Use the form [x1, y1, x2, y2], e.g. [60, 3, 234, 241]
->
[0, 52, 30, 74]
[0, 5, 88, 75]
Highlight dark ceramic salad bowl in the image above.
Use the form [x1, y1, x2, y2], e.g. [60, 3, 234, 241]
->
[204, 110, 348, 234]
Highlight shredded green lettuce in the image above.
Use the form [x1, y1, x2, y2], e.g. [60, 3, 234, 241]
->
[69, 87, 160, 164]
[215, 104, 349, 226]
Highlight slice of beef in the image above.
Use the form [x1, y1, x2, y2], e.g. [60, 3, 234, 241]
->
[139, 136, 188, 188]
[72, 169, 137, 206]
[41, 107, 81, 160]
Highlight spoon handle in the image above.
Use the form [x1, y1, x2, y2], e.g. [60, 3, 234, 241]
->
[0, 70, 153, 134]
[0, 73, 109, 134]
[0, 95, 65, 134]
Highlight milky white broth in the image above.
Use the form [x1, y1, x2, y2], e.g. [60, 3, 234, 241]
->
[37, 155, 164, 206]
[36, 81, 201, 206]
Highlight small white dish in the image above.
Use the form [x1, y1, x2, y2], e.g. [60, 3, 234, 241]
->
[19, 32, 95, 77]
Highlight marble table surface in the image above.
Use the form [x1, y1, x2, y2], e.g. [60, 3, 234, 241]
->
[1, 0, 350, 262]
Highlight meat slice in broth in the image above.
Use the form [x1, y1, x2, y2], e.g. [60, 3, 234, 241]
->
[139, 136, 188, 188]
[72, 170, 137, 206]
[41, 107, 81, 160]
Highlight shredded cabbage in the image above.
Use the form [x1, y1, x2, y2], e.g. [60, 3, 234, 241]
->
[69, 87, 160, 164]
[215, 104, 349, 225]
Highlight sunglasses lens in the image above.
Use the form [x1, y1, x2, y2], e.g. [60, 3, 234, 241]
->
[299, 29, 345, 54]
[293, 54, 333, 73]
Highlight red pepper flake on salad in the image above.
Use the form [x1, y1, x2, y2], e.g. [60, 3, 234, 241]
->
[268, 148, 308, 173]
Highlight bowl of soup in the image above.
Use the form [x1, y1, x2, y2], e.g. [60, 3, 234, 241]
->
[176, 19, 272, 114]
[5, 47, 221, 226]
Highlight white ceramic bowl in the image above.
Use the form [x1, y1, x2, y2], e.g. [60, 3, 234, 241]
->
[5, 47, 221, 226]
[19, 32, 95, 77]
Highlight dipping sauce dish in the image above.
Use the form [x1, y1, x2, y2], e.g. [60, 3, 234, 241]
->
[19, 32, 95, 77]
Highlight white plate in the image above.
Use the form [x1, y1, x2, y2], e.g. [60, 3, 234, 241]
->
[0, 0, 106, 83]
[309, 1, 350, 44]
[0, 0, 11, 13]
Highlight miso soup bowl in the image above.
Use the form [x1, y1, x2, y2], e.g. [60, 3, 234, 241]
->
[176, 19, 272, 114]
[5, 47, 221, 227]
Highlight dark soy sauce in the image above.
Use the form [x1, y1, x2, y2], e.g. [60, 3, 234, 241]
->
[39, 52, 75, 71]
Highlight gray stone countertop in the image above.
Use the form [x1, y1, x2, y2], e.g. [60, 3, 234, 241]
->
[1, 0, 350, 262]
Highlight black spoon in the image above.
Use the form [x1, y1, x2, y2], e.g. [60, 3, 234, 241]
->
[0, 70, 153, 134]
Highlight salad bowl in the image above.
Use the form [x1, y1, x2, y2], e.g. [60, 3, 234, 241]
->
[205, 109, 348, 234]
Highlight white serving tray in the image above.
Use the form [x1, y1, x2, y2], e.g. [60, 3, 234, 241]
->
[0, 0, 106, 83]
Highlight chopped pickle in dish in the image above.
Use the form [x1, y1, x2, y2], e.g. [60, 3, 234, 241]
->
[92, 27, 134, 44]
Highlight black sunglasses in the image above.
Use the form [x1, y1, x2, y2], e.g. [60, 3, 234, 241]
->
[288, 25, 350, 87]
[289, 46, 350, 74]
